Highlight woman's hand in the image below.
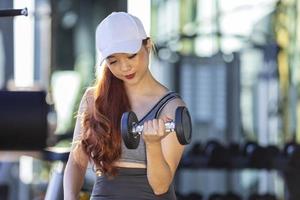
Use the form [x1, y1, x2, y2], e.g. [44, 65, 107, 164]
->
[142, 116, 172, 144]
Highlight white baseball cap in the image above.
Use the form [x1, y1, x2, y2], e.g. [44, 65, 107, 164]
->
[96, 12, 148, 65]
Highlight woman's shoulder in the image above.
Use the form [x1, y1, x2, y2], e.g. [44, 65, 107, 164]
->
[166, 95, 186, 109]
[78, 87, 95, 112]
[83, 87, 95, 102]
[159, 92, 186, 117]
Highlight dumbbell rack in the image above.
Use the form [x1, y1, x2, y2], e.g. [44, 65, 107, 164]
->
[176, 140, 300, 200]
[176, 191, 278, 200]
[179, 141, 300, 170]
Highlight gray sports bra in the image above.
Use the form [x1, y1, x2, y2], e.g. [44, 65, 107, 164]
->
[119, 91, 181, 164]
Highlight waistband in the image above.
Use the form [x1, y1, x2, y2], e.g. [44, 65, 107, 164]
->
[115, 167, 147, 176]
[95, 167, 147, 177]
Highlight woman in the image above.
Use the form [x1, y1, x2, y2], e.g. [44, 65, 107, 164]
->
[63, 12, 187, 200]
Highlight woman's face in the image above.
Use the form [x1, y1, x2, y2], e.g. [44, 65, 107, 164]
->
[105, 40, 151, 85]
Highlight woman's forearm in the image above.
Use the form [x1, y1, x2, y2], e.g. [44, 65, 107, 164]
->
[63, 157, 86, 200]
[146, 142, 173, 195]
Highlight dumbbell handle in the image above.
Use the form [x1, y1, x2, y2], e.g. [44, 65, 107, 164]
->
[132, 121, 175, 135]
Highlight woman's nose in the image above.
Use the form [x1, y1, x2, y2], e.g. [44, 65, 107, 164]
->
[119, 60, 131, 72]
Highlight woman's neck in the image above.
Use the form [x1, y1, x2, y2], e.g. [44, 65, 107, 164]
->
[124, 71, 167, 100]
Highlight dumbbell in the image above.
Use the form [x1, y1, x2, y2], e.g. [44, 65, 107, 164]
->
[188, 142, 203, 156]
[204, 140, 230, 168]
[208, 193, 223, 200]
[243, 141, 268, 169]
[121, 106, 192, 149]
[224, 192, 242, 200]
[248, 193, 277, 200]
[283, 142, 300, 168]
[265, 145, 280, 169]
[185, 192, 203, 200]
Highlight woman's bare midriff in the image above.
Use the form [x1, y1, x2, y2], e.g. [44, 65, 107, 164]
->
[114, 161, 146, 168]
[95, 161, 146, 177]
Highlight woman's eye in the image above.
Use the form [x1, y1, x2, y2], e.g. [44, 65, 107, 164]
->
[128, 54, 137, 59]
[109, 60, 117, 65]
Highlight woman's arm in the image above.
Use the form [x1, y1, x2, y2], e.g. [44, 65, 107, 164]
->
[64, 150, 88, 200]
[144, 98, 186, 195]
[63, 89, 91, 200]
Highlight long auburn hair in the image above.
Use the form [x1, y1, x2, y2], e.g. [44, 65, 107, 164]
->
[79, 64, 130, 177]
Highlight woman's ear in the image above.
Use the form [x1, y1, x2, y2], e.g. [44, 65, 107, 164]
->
[145, 38, 152, 53]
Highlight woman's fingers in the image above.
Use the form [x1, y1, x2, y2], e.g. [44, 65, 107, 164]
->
[143, 119, 168, 143]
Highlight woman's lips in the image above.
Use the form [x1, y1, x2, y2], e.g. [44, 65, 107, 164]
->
[125, 73, 135, 79]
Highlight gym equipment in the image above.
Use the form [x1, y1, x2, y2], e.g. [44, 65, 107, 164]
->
[184, 192, 203, 200]
[0, 91, 49, 150]
[224, 192, 242, 200]
[43, 148, 70, 200]
[188, 142, 203, 156]
[248, 193, 277, 200]
[0, 91, 90, 200]
[0, 8, 28, 17]
[227, 142, 245, 168]
[283, 142, 300, 168]
[265, 145, 280, 169]
[228, 142, 241, 157]
[121, 106, 192, 149]
[179, 142, 206, 169]
[243, 141, 269, 169]
[204, 140, 230, 168]
[177, 192, 277, 200]
[208, 193, 223, 200]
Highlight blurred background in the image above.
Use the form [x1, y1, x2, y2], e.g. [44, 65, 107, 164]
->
[1, 0, 300, 199]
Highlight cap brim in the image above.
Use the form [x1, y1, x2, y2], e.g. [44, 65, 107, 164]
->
[99, 39, 142, 65]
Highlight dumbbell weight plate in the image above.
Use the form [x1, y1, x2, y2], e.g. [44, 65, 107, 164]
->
[284, 142, 300, 168]
[121, 111, 140, 149]
[175, 107, 192, 145]
[244, 141, 269, 169]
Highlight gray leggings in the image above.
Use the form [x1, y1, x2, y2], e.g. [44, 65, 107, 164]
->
[90, 167, 177, 200]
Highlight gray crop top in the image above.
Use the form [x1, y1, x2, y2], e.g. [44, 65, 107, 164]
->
[119, 91, 181, 164]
